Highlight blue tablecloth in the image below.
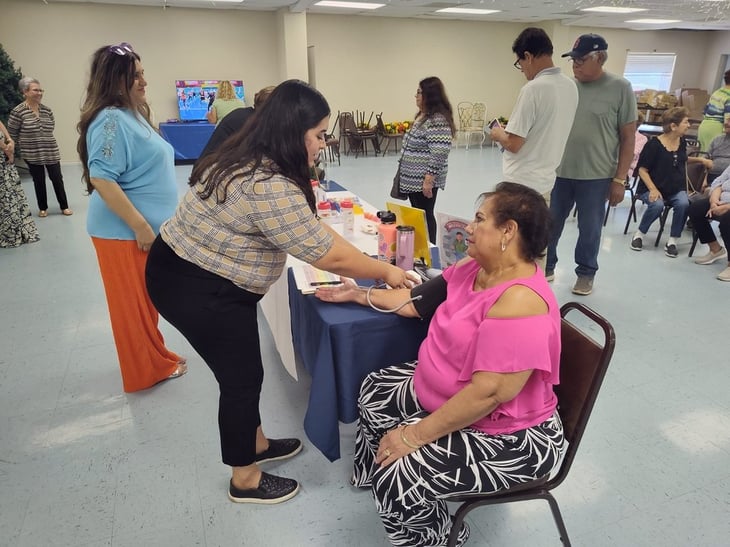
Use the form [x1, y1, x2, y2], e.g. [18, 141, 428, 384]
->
[287, 268, 429, 461]
[159, 122, 215, 161]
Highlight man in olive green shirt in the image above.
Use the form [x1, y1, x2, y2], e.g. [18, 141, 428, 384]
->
[546, 33, 637, 296]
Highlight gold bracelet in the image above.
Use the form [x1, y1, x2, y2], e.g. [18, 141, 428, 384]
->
[612, 177, 625, 185]
[400, 425, 422, 449]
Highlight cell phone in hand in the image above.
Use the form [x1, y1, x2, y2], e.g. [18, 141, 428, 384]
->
[488, 118, 505, 152]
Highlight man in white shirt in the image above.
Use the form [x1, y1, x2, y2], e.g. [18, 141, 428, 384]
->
[490, 27, 579, 199]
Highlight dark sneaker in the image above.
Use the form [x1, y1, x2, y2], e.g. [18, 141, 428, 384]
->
[630, 237, 643, 251]
[256, 438, 303, 464]
[664, 243, 678, 258]
[572, 276, 593, 296]
[544, 269, 555, 282]
[228, 472, 300, 504]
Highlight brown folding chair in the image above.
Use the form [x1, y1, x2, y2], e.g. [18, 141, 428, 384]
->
[325, 113, 340, 166]
[341, 111, 377, 158]
[446, 302, 616, 547]
[686, 156, 712, 256]
[375, 113, 403, 156]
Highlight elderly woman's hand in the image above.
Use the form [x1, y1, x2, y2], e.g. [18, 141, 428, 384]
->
[314, 278, 359, 302]
[708, 202, 730, 217]
[375, 425, 421, 467]
[2, 140, 14, 163]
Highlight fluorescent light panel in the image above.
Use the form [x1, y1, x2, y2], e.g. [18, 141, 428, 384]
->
[314, 1, 385, 9]
[436, 8, 500, 15]
[626, 18, 681, 24]
[581, 6, 647, 14]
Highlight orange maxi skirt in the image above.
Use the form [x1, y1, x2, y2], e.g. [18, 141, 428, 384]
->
[92, 237, 181, 392]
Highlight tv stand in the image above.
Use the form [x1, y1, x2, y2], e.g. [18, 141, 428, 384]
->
[159, 121, 214, 162]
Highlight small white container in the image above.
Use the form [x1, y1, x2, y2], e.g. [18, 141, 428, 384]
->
[340, 199, 354, 238]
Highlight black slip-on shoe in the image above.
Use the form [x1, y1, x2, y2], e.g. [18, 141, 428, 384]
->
[255, 438, 303, 464]
[228, 472, 300, 504]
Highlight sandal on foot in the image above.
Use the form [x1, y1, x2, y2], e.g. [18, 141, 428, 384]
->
[62, 209, 73, 216]
[255, 438, 302, 464]
[167, 362, 188, 380]
[38, 210, 48, 218]
[228, 472, 299, 504]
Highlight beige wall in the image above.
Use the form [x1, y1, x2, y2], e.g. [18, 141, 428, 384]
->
[306, 14, 529, 126]
[2, 0, 728, 162]
[3, 0, 280, 161]
[700, 31, 730, 91]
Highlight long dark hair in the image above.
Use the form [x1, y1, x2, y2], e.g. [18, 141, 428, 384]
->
[77, 44, 150, 194]
[191, 80, 330, 213]
[417, 76, 456, 136]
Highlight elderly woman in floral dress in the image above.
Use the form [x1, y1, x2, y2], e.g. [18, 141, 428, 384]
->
[0, 120, 39, 248]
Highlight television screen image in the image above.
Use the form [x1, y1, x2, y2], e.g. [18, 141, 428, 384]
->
[175, 80, 245, 122]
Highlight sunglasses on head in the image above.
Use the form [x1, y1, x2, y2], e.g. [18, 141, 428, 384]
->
[108, 42, 134, 56]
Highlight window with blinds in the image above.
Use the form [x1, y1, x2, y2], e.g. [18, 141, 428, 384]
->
[623, 52, 677, 92]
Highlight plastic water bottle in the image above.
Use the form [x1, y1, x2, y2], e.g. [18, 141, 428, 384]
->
[340, 199, 354, 238]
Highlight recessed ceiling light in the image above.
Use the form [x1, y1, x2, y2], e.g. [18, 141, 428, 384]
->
[626, 18, 681, 24]
[314, 1, 385, 9]
[436, 8, 500, 15]
[581, 6, 647, 14]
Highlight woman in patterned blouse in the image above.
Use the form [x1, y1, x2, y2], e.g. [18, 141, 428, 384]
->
[145, 80, 412, 506]
[398, 76, 456, 243]
[8, 77, 72, 217]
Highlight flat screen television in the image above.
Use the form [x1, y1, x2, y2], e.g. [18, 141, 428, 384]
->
[175, 80, 245, 122]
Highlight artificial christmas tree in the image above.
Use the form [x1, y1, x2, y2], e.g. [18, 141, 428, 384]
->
[0, 43, 23, 124]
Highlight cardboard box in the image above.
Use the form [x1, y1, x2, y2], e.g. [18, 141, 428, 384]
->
[681, 89, 710, 121]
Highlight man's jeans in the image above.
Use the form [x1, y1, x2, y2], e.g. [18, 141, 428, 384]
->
[636, 190, 689, 239]
[547, 177, 611, 278]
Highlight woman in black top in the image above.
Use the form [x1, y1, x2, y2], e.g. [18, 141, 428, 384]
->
[631, 107, 711, 257]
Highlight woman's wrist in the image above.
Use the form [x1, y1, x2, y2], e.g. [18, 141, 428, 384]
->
[399, 425, 422, 449]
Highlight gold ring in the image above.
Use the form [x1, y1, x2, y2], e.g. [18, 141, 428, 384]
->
[384, 448, 391, 457]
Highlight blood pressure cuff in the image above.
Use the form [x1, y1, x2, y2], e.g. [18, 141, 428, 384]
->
[410, 275, 447, 321]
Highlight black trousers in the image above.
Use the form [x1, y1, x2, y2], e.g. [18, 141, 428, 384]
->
[688, 197, 730, 248]
[408, 188, 439, 244]
[145, 237, 264, 466]
[26, 162, 69, 211]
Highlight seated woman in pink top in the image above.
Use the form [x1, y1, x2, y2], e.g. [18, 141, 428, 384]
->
[315, 182, 563, 547]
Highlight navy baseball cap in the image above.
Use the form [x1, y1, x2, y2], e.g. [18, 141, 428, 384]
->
[561, 33, 608, 58]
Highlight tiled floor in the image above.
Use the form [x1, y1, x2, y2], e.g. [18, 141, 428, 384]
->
[1, 145, 728, 547]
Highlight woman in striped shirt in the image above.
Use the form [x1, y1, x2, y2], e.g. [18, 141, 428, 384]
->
[398, 77, 456, 243]
[8, 77, 72, 217]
